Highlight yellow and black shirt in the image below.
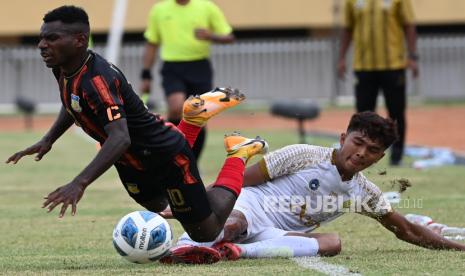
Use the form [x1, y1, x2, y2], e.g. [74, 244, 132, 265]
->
[343, 0, 415, 71]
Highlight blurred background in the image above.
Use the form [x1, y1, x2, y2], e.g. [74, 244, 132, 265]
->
[0, 0, 464, 113]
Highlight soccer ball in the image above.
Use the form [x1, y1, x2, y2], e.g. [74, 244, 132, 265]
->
[112, 211, 173, 263]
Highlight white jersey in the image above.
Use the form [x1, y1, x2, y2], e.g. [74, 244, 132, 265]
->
[234, 144, 392, 237]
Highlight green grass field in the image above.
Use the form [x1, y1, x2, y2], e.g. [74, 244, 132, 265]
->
[1, 128, 465, 275]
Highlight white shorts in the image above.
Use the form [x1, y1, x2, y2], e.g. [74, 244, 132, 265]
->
[233, 189, 289, 243]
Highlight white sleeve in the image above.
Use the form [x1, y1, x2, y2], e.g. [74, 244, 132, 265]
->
[263, 144, 332, 180]
[355, 174, 393, 219]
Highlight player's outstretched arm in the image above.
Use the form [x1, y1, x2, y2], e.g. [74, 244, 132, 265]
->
[378, 211, 465, 251]
[42, 118, 131, 217]
[6, 107, 74, 164]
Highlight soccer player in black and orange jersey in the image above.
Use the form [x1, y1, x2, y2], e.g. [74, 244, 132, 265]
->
[5, 5, 268, 243]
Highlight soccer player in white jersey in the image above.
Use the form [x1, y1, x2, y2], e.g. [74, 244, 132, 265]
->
[159, 111, 465, 264]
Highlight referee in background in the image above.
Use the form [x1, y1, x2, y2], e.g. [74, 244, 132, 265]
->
[337, 0, 419, 166]
[140, 0, 234, 160]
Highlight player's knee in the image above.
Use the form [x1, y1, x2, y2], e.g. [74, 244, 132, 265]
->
[139, 197, 169, 213]
[223, 220, 240, 241]
[318, 233, 341, 257]
[223, 213, 247, 241]
[188, 227, 222, 243]
[331, 234, 342, 256]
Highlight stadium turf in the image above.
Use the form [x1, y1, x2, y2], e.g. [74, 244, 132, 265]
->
[1, 130, 464, 275]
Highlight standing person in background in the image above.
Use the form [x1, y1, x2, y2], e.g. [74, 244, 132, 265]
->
[337, 0, 419, 166]
[140, 0, 234, 160]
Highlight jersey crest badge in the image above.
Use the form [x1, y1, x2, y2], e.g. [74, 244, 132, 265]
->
[71, 94, 82, 112]
[309, 179, 320, 191]
[126, 182, 140, 194]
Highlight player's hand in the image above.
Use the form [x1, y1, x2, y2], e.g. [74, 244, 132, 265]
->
[158, 206, 174, 219]
[337, 59, 347, 80]
[140, 79, 151, 94]
[42, 181, 85, 218]
[194, 28, 213, 41]
[6, 139, 52, 164]
[407, 59, 419, 78]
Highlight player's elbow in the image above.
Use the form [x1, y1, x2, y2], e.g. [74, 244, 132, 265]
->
[121, 135, 131, 148]
[115, 133, 131, 149]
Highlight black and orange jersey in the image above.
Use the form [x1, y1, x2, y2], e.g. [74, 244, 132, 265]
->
[52, 51, 185, 170]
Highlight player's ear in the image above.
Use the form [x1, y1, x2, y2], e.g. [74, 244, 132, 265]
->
[339, 133, 347, 146]
[75, 33, 89, 48]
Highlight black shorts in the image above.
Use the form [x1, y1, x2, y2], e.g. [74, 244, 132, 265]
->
[160, 59, 213, 97]
[115, 143, 212, 224]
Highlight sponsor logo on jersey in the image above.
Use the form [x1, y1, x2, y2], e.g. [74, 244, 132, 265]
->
[71, 94, 82, 112]
[309, 179, 320, 191]
[126, 182, 140, 194]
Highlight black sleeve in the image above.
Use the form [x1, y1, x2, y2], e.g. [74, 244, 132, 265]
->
[82, 73, 127, 126]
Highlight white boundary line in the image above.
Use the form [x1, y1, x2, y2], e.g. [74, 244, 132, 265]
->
[292, 257, 361, 276]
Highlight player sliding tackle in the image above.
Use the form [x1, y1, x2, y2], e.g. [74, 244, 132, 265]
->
[159, 111, 465, 264]
[6, 5, 267, 244]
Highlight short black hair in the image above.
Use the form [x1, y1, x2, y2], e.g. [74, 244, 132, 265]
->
[347, 111, 398, 149]
[43, 5, 90, 33]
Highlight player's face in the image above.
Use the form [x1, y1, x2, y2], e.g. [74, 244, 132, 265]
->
[38, 21, 81, 68]
[337, 131, 385, 175]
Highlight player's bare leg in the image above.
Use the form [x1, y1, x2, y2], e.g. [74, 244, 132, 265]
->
[182, 133, 268, 242]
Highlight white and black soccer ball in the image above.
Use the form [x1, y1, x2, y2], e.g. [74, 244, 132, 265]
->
[112, 211, 173, 264]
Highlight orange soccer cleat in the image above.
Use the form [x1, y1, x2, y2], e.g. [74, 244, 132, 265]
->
[224, 132, 269, 162]
[182, 87, 245, 126]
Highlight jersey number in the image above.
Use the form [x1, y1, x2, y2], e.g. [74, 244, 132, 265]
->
[106, 106, 121, 121]
[167, 188, 185, 207]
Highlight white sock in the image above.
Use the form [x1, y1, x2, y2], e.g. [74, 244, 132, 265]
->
[176, 230, 225, 247]
[237, 236, 319, 258]
[440, 226, 465, 237]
